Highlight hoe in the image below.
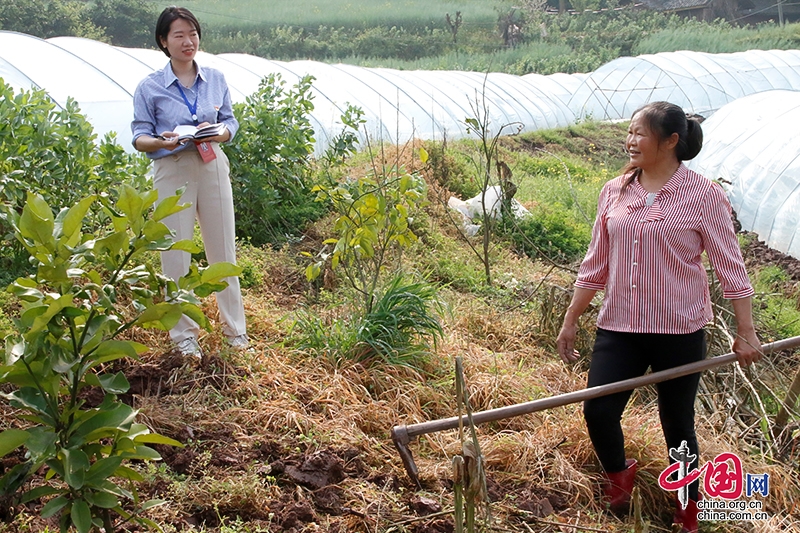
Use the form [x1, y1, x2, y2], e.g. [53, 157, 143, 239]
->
[391, 336, 800, 486]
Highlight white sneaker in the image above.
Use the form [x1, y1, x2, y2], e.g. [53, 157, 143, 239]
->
[226, 334, 250, 350]
[176, 337, 203, 358]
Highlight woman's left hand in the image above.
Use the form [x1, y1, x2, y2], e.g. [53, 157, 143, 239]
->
[730, 297, 762, 367]
[196, 121, 230, 143]
[733, 328, 762, 367]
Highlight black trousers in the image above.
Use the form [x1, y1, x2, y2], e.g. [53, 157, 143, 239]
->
[583, 328, 705, 500]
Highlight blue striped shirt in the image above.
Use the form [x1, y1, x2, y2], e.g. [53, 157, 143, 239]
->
[131, 61, 238, 160]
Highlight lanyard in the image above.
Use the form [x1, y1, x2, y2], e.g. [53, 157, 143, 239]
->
[176, 82, 199, 124]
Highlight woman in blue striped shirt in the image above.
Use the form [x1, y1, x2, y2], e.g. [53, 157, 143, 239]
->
[131, 7, 249, 358]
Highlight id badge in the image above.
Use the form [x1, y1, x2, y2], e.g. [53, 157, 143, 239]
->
[195, 141, 217, 163]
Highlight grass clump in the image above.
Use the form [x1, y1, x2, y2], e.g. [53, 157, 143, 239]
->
[292, 273, 444, 369]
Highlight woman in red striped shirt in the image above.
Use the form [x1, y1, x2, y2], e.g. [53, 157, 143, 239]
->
[556, 101, 762, 533]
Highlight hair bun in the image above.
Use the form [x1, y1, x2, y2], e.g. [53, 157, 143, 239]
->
[682, 117, 703, 160]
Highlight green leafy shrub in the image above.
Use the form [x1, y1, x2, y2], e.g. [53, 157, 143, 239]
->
[85, 0, 155, 48]
[0, 81, 149, 286]
[307, 153, 430, 313]
[502, 207, 591, 263]
[296, 110, 442, 368]
[0, 291, 13, 340]
[0, 0, 105, 40]
[225, 74, 326, 246]
[351, 26, 450, 60]
[205, 24, 451, 62]
[424, 140, 480, 198]
[0, 0, 153, 43]
[0, 186, 240, 532]
[635, 19, 800, 55]
[236, 241, 266, 290]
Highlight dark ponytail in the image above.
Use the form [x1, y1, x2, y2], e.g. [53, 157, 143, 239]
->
[680, 117, 703, 161]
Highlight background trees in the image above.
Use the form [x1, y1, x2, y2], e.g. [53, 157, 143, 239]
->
[0, 0, 154, 47]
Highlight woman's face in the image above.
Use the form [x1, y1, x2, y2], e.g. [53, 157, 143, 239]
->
[625, 113, 663, 171]
[625, 112, 681, 173]
[161, 17, 199, 63]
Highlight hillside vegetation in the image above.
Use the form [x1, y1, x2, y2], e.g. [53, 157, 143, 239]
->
[5, 1, 800, 75]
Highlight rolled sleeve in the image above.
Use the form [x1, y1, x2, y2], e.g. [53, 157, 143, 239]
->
[131, 81, 156, 147]
[576, 183, 611, 291]
[700, 182, 754, 299]
[217, 84, 238, 142]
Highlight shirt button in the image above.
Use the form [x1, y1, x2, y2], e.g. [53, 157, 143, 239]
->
[632, 285, 637, 289]
[633, 240, 638, 244]
[633, 262, 638, 266]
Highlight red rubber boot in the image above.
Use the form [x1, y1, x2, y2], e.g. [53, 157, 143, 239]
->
[603, 459, 637, 514]
[673, 495, 700, 533]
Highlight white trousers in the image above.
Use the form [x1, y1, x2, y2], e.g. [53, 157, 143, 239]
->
[153, 144, 246, 343]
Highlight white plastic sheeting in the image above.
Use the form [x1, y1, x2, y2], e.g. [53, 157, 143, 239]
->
[0, 31, 579, 152]
[687, 90, 800, 259]
[568, 49, 800, 121]
[2, 31, 800, 257]
[4, 31, 800, 156]
[0, 32, 137, 146]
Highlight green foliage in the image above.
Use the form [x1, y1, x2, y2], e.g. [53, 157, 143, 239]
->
[0, 81, 150, 287]
[351, 26, 450, 60]
[415, 232, 486, 293]
[0, 0, 152, 43]
[501, 207, 591, 263]
[225, 73, 325, 246]
[85, 0, 156, 48]
[337, 7, 678, 73]
[635, 19, 800, 55]
[292, 274, 443, 368]
[295, 108, 441, 368]
[307, 106, 422, 289]
[0, 0, 97, 40]
[237, 252, 265, 290]
[0, 187, 241, 532]
[452, 92, 526, 286]
[153, 0, 503, 32]
[544, 9, 678, 58]
[307, 127, 430, 313]
[751, 265, 800, 340]
[568, 0, 602, 13]
[424, 140, 480, 199]
[0, 290, 14, 340]
[205, 25, 453, 61]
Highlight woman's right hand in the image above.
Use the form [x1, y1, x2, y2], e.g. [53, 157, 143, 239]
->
[133, 132, 182, 153]
[557, 321, 581, 364]
[159, 131, 182, 151]
[556, 287, 597, 364]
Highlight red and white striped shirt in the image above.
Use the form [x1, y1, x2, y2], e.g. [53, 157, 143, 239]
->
[576, 164, 754, 334]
